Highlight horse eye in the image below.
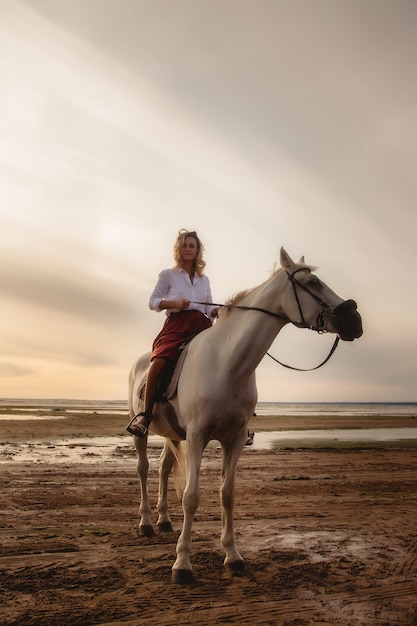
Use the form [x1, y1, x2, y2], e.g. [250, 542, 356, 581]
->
[308, 276, 321, 287]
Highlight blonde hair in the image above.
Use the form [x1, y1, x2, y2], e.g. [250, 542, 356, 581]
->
[173, 229, 206, 276]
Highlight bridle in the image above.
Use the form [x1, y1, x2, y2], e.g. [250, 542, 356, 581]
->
[266, 268, 340, 370]
[287, 268, 331, 333]
[193, 267, 341, 371]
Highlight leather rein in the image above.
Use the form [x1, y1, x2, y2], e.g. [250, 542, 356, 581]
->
[194, 268, 340, 372]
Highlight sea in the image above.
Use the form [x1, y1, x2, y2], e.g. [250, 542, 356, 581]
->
[255, 402, 417, 418]
[0, 398, 416, 418]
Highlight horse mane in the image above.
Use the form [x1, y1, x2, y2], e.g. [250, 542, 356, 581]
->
[226, 289, 252, 307]
[224, 265, 284, 311]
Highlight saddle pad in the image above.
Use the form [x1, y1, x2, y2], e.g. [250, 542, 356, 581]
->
[166, 344, 189, 400]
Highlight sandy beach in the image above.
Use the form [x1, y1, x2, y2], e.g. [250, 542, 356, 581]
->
[1, 404, 417, 625]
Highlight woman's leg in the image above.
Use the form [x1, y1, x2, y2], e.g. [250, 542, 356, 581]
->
[127, 357, 166, 437]
[143, 357, 166, 415]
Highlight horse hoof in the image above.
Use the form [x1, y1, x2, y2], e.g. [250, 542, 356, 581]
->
[157, 521, 174, 533]
[172, 568, 194, 585]
[139, 524, 155, 537]
[226, 560, 246, 576]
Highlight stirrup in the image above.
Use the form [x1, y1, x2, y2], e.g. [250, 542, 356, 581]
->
[126, 412, 150, 438]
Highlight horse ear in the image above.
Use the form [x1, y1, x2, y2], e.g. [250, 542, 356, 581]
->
[280, 247, 296, 272]
[299, 256, 305, 264]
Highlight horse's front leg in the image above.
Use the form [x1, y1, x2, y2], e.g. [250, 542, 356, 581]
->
[172, 433, 205, 584]
[134, 435, 154, 537]
[156, 439, 177, 532]
[220, 432, 246, 572]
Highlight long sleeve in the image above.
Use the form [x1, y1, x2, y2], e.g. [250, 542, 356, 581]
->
[148, 268, 217, 317]
[149, 270, 171, 312]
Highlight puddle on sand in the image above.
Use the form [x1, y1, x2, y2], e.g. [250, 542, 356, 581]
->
[0, 415, 66, 421]
[249, 428, 417, 450]
[0, 436, 137, 464]
[1, 428, 417, 464]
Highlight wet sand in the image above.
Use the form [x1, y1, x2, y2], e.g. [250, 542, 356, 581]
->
[1, 407, 417, 625]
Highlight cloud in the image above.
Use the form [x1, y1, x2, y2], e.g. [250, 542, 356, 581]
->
[1, 258, 138, 324]
[1, 0, 416, 400]
[0, 363, 34, 377]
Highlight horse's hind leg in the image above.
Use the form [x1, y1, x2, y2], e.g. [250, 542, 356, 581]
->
[134, 436, 154, 537]
[220, 436, 246, 572]
[156, 440, 177, 532]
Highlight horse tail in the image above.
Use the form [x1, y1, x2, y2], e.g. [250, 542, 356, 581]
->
[167, 439, 186, 499]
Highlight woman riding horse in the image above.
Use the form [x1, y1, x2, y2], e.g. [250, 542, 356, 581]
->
[127, 229, 218, 437]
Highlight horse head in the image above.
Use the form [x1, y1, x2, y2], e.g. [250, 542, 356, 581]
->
[280, 247, 363, 342]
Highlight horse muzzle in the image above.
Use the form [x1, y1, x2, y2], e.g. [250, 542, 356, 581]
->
[330, 299, 363, 341]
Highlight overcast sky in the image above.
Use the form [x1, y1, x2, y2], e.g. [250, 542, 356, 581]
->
[1, 0, 416, 402]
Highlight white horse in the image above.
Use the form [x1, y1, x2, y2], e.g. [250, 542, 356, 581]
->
[128, 247, 363, 584]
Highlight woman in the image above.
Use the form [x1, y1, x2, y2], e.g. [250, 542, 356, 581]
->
[127, 229, 218, 437]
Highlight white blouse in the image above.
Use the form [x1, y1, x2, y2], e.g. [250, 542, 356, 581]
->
[149, 268, 216, 317]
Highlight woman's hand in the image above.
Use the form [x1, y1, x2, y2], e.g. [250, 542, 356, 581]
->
[176, 298, 190, 310]
[160, 298, 189, 310]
